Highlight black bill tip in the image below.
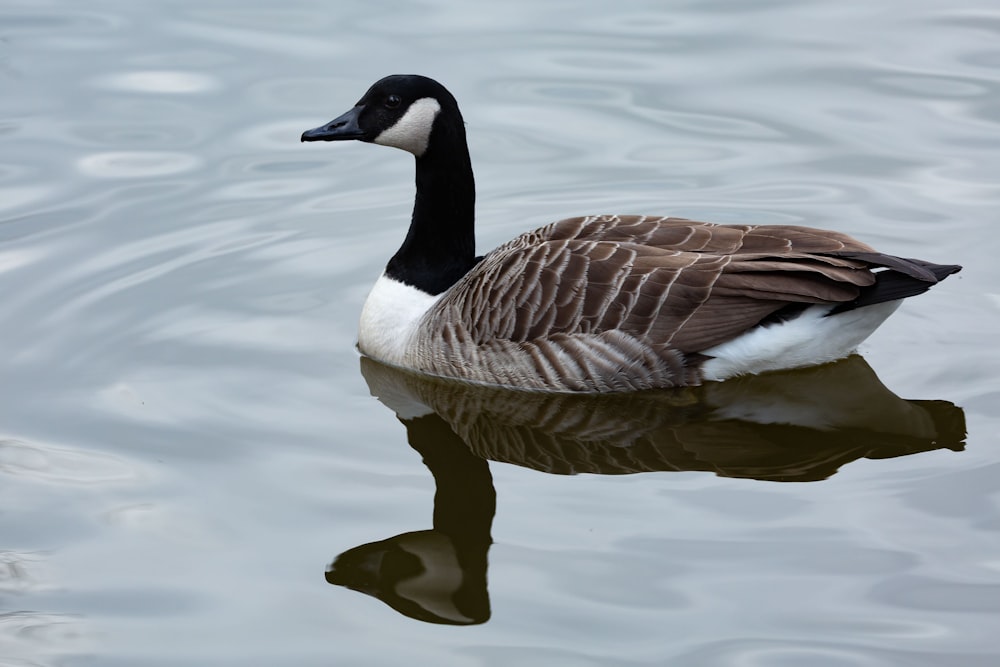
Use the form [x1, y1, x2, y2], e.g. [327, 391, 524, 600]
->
[301, 106, 366, 142]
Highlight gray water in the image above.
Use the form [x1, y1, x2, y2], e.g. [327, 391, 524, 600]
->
[2, 0, 999, 665]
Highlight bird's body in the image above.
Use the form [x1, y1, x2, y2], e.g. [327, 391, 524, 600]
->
[302, 75, 960, 393]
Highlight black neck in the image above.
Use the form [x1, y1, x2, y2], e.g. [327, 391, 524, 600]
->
[384, 122, 477, 296]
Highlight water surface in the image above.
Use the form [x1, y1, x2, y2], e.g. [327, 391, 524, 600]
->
[1, 0, 998, 665]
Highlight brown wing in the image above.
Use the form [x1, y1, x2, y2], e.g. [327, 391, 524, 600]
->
[437, 215, 891, 354]
[540, 214, 876, 254]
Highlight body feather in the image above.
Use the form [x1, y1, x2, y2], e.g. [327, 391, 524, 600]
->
[378, 215, 956, 392]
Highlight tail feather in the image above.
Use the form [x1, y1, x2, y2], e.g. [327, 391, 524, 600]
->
[831, 251, 961, 282]
[827, 255, 961, 315]
[901, 258, 963, 282]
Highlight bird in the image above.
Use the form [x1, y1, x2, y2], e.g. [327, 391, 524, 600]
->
[301, 74, 961, 393]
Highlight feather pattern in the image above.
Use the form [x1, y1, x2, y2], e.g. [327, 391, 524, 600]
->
[387, 214, 943, 392]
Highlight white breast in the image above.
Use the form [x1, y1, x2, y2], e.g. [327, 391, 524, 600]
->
[358, 273, 441, 366]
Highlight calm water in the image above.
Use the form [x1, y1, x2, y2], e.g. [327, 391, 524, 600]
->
[2, 0, 999, 665]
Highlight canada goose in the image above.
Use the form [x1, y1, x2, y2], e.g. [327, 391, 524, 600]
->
[301, 74, 961, 392]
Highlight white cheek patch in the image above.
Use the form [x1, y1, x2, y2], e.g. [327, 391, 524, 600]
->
[373, 97, 441, 156]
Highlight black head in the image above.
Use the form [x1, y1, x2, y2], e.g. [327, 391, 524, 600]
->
[300, 74, 462, 157]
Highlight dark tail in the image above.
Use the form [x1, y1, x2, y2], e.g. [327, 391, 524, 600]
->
[828, 252, 962, 315]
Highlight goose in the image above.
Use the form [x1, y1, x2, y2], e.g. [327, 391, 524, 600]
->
[301, 74, 961, 393]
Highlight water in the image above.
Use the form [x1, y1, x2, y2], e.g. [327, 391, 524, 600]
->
[1, 0, 998, 664]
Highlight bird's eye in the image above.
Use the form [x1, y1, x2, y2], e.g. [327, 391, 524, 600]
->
[385, 94, 402, 109]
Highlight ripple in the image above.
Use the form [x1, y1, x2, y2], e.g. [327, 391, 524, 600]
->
[474, 126, 582, 164]
[0, 162, 30, 182]
[36, 219, 297, 327]
[0, 611, 93, 661]
[217, 151, 335, 179]
[246, 159, 328, 174]
[625, 143, 740, 164]
[0, 551, 54, 595]
[235, 119, 327, 150]
[167, 18, 343, 57]
[809, 65, 997, 101]
[185, 8, 326, 31]
[548, 52, 665, 73]
[0, 437, 138, 485]
[245, 76, 356, 111]
[76, 151, 202, 178]
[70, 122, 203, 148]
[0, 186, 54, 213]
[629, 105, 790, 140]
[577, 10, 685, 37]
[872, 574, 1000, 613]
[960, 49, 1000, 69]
[0, 8, 121, 33]
[791, 615, 950, 640]
[678, 639, 898, 667]
[485, 78, 632, 106]
[95, 70, 220, 94]
[138, 310, 323, 351]
[720, 180, 857, 205]
[806, 154, 925, 178]
[59, 585, 206, 616]
[874, 72, 993, 98]
[0, 247, 48, 274]
[210, 178, 328, 200]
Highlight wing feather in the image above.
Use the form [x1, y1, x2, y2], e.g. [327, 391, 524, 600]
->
[429, 215, 918, 358]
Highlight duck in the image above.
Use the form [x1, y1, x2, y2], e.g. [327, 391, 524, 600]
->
[301, 74, 961, 393]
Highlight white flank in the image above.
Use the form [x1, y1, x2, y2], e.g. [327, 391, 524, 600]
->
[373, 97, 442, 156]
[358, 273, 441, 366]
[700, 301, 901, 382]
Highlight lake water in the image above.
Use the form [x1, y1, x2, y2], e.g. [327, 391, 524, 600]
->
[2, 0, 999, 665]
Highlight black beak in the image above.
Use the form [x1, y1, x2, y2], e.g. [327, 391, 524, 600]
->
[301, 105, 366, 142]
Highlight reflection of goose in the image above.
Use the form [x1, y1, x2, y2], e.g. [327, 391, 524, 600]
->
[327, 356, 963, 625]
[326, 412, 494, 625]
[360, 355, 965, 481]
[327, 356, 965, 625]
[301, 74, 961, 392]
